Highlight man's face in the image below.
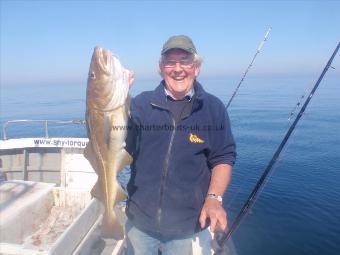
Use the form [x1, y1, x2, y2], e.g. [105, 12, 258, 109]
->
[160, 49, 200, 99]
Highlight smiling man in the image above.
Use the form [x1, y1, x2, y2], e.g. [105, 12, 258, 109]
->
[125, 35, 236, 254]
[160, 48, 199, 99]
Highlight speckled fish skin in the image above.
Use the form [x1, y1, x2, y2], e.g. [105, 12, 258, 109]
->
[84, 47, 132, 240]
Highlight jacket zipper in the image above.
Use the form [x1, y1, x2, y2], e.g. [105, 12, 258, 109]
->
[157, 116, 176, 231]
[151, 103, 177, 232]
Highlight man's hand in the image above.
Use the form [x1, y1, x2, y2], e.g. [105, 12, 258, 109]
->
[199, 198, 227, 233]
[128, 70, 134, 87]
[200, 163, 232, 233]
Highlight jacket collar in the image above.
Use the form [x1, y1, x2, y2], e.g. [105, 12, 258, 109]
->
[150, 80, 205, 113]
[164, 86, 194, 101]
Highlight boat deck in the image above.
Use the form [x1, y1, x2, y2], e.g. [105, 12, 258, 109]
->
[0, 120, 237, 255]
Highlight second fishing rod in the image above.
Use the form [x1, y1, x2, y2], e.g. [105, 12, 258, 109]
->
[214, 41, 340, 254]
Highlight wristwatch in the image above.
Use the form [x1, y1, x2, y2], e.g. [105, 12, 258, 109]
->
[206, 193, 223, 203]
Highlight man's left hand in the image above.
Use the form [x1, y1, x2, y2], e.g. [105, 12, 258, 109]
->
[128, 70, 135, 87]
[199, 198, 227, 233]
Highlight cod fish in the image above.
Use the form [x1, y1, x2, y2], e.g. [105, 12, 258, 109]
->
[84, 47, 132, 240]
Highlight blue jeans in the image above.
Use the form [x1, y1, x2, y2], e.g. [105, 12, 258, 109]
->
[124, 220, 193, 255]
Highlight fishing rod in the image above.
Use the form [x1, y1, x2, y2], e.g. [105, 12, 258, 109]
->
[226, 27, 272, 109]
[214, 41, 340, 254]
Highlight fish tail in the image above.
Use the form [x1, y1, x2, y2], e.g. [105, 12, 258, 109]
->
[101, 211, 124, 240]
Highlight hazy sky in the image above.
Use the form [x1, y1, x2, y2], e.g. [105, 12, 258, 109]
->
[1, 0, 339, 84]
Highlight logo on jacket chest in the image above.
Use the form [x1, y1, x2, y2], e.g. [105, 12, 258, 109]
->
[189, 133, 205, 143]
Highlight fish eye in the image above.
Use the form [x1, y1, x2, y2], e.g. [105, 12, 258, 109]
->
[89, 71, 96, 79]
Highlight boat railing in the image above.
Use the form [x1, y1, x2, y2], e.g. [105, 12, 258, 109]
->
[2, 119, 86, 140]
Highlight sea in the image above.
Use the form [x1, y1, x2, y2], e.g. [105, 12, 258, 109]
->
[1, 74, 339, 255]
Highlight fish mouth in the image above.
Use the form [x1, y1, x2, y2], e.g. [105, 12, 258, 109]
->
[90, 47, 113, 78]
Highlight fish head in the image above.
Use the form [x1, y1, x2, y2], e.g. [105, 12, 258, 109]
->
[88, 47, 116, 82]
[87, 47, 130, 110]
[88, 46, 129, 86]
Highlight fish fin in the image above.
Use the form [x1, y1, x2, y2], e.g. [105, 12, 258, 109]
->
[84, 141, 100, 174]
[117, 149, 133, 172]
[90, 182, 102, 200]
[114, 181, 127, 204]
[85, 142, 104, 201]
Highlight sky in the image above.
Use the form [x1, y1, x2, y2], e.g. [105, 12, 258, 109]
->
[1, 0, 339, 85]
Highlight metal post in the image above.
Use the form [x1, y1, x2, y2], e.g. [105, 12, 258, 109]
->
[23, 149, 29, 180]
[45, 120, 49, 138]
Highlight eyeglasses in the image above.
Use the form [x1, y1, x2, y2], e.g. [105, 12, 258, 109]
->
[162, 58, 195, 68]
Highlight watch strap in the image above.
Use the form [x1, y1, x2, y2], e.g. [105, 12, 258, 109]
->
[206, 193, 223, 203]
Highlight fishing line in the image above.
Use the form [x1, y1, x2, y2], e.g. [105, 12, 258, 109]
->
[214, 42, 340, 254]
[225, 27, 272, 109]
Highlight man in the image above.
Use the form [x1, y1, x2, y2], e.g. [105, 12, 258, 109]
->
[125, 35, 236, 254]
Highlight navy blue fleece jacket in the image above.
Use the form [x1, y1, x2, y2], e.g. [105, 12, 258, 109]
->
[125, 80, 236, 239]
